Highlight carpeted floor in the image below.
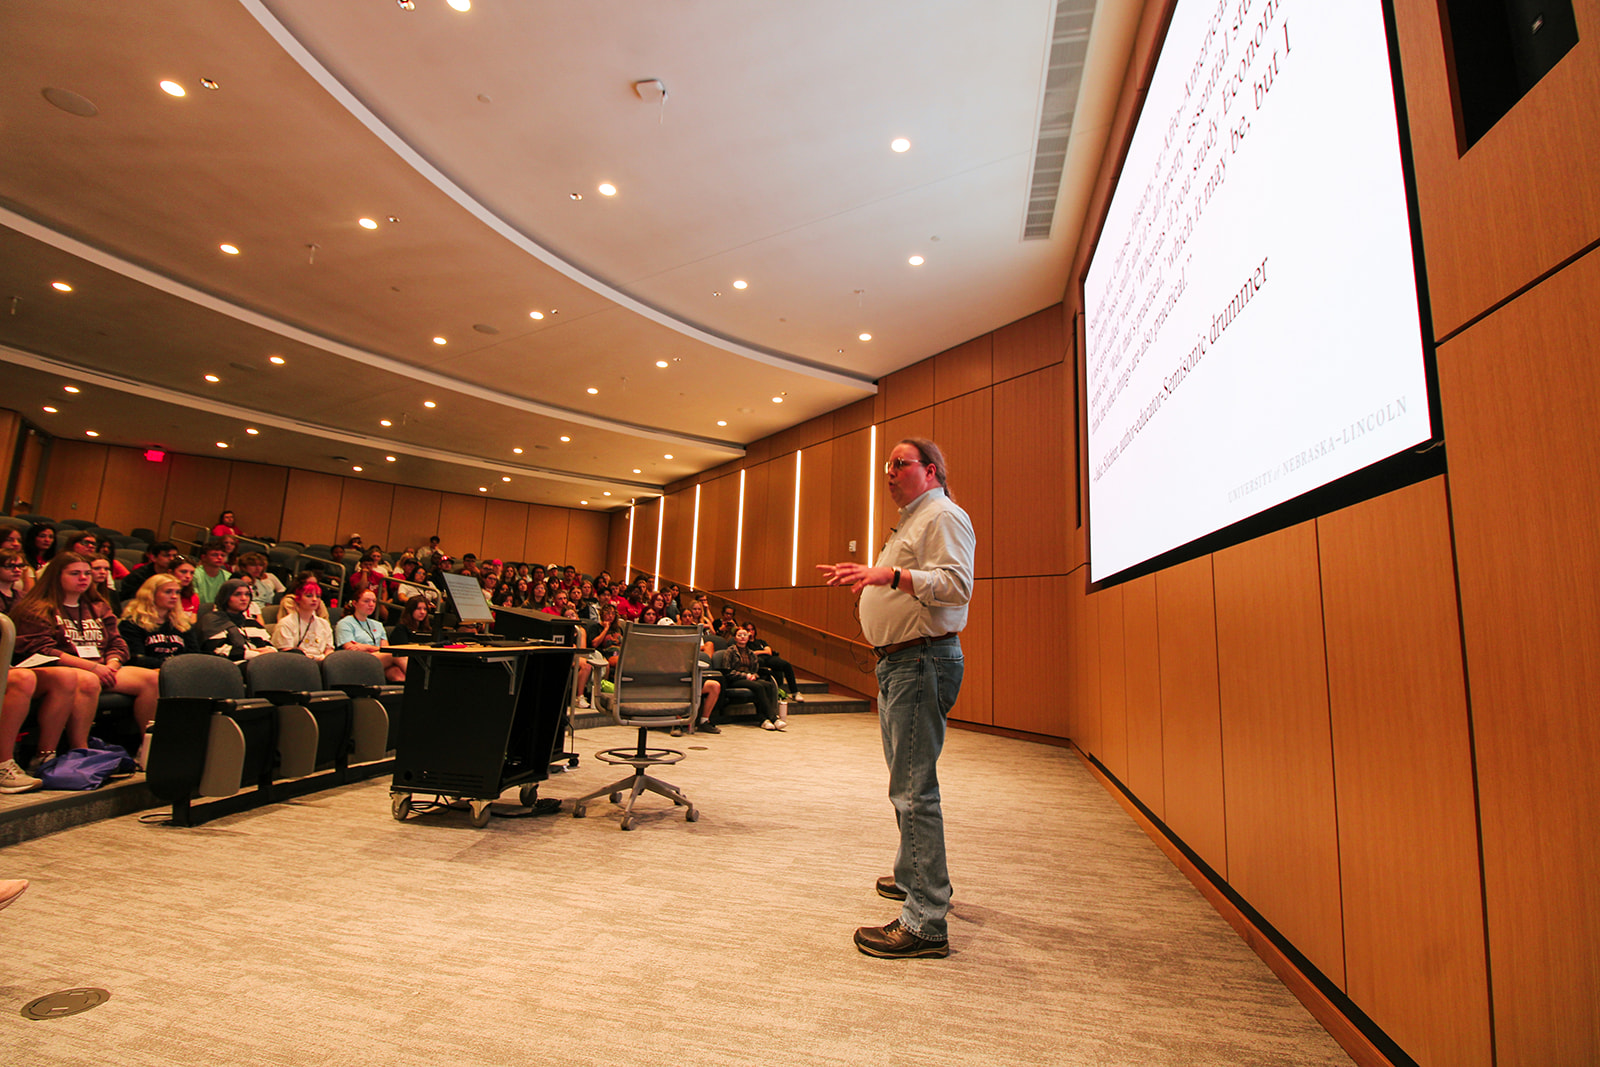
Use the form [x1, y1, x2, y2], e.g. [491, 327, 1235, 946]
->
[1, 713, 1352, 1066]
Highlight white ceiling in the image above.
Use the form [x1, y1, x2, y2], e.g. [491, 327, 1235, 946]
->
[0, 0, 1143, 510]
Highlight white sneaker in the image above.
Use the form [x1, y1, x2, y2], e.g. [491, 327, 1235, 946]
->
[0, 759, 43, 794]
[775, 719, 788, 731]
[761, 720, 777, 730]
[574, 696, 591, 709]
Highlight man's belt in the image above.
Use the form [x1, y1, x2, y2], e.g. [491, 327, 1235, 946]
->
[873, 632, 958, 660]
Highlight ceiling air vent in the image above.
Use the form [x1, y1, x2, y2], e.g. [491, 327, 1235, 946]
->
[1023, 0, 1096, 240]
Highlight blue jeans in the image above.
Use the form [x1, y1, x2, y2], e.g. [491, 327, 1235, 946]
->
[876, 635, 963, 941]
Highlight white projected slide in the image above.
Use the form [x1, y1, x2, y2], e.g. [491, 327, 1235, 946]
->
[1084, 0, 1432, 582]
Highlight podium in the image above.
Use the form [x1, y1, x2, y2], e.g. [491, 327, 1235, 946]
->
[387, 642, 573, 827]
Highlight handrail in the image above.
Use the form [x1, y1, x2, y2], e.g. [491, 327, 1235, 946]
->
[167, 520, 346, 585]
[633, 569, 874, 652]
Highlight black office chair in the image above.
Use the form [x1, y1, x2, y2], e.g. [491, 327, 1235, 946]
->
[146, 654, 298, 825]
[319, 650, 400, 761]
[245, 653, 354, 778]
[571, 623, 702, 830]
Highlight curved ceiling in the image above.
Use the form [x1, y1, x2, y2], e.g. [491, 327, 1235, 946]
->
[0, 0, 1141, 509]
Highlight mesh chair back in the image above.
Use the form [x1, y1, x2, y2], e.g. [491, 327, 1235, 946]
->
[612, 624, 702, 724]
[158, 652, 249, 700]
[320, 649, 386, 688]
[244, 650, 325, 695]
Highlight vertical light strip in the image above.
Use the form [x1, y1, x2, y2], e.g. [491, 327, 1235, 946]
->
[689, 483, 702, 591]
[791, 449, 802, 586]
[654, 496, 664, 589]
[626, 503, 636, 585]
[867, 424, 877, 562]
[734, 468, 747, 590]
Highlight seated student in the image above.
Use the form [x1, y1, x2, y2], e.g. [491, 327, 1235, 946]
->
[387, 595, 433, 647]
[192, 540, 232, 608]
[0, 527, 27, 598]
[235, 552, 285, 613]
[118, 574, 202, 668]
[118, 541, 180, 600]
[211, 510, 242, 538]
[723, 626, 785, 730]
[171, 556, 201, 617]
[270, 575, 335, 660]
[10, 552, 162, 757]
[590, 603, 624, 675]
[416, 535, 442, 568]
[89, 555, 122, 616]
[746, 621, 800, 700]
[1, 661, 100, 791]
[22, 523, 56, 574]
[199, 580, 276, 662]
[56, 530, 99, 560]
[94, 539, 129, 582]
[0, 549, 26, 614]
[1, 668, 45, 792]
[334, 588, 405, 683]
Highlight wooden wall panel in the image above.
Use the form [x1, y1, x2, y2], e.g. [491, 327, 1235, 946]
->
[796, 440, 834, 588]
[438, 493, 486, 559]
[661, 487, 692, 588]
[38, 440, 107, 525]
[991, 364, 1068, 577]
[992, 305, 1064, 382]
[833, 396, 875, 436]
[482, 499, 528, 563]
[1213, 522, 1344, 987]
[159, 453, 232, 543]
[614, 501, 651, 579]
[991, 576, 1069, 735]
[1155, 554, 1226, 879]
[335, 479, 394, 552]
[96, 447, 170, 535]
[1436, 249, 1600, 1067]
[12, 427, 46, 517]
[0, 410, 19, 502]
[1072, 570, 1101, 758]
[881, 356, 935, 420]
[1095, 582, 1128, 781]
[954, 577, 992, 726]
[702, 473, 737, 592]
[278, 469, 344, 546]
[760, 453, 797, 592]
[564, 508, 611, 576]
[1121, 574, 1163, 819]
[223, 462, 288, 541]
[826, 428, 871, 576]
[933, 391, 993, 580]
[389, 486, 443, 554]
[1319, 476, 1490, 1067]
[740, 464, 775, 590]
[932, 335, 993, 401]
[1392, 0, 1600, 337]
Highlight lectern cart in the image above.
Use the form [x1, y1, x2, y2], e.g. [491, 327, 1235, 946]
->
[388, 642, 574, 827]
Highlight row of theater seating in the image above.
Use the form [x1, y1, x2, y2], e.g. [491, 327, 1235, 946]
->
[144, 649, 403, 826]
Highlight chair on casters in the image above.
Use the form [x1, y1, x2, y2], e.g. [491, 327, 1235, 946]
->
[571, 623, 702, 830]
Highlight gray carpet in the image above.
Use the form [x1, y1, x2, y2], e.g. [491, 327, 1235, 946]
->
[1, 714, 1351, 1066]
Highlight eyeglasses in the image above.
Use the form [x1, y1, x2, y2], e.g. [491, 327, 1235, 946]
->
[884, 458, 930, 474]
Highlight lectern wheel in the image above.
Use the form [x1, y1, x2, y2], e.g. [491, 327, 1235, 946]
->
[573, 804, 587, 818]
[519, 784, 539, 807]
[470, 801, 492, 828]
[568, 755, 579, 767]
[391, 793, 411, 821]
[685, 806, 699, 823]
[609, 792, 623, 805]
[620, 815, 635, 831]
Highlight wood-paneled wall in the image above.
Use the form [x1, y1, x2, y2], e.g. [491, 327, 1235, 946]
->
[19, 435, 610, 570]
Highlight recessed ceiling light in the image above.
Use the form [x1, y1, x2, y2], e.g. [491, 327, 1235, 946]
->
[716, 420, 727, 427]
[586, 387, 598, 395]
[51, 281, 72, 292]
[598, 183, 616, 197]
[559, 436, 571, 443]
[269, 355, 286, 365]
[358, 218, 379, 230]
[380, 419, 392, 427]
[448, 0, 471, 10]
[201, 78, 219, 90]
[217, 441, 231, 449]
[220, 244, 240, 256]
[603, 491, 612, 497]
[423, 401, 437, 409]
[632, 468, 642, 474]
[385, 456, 396, 462]
[42, 406, 57, 414]
[580, 500, 589, 506]
[432, 336, 447, 345]
[712, 291, 721, 297]
[85, 430, 100, 437]
[771, 396, 784, 403]
[655, 360, 669, 369]
[908, 255, 924, 266]
[512, 447, 524, 454]
[530, 311, 544, 320]
[891, 137, 911, 152]
[63, 385, 81, 394]
[569, 192, 583, 201]
[859, 332, 872, 341]
[352, 465, 363, 472]
[245, 428, 260, 435]
[160, 80, 186, 98]
[502, 476, 512, 482]
[204, 374, 220, 383]
[663, 453, 673, 460]
[478, 486, 488, 492]
[733, 280, 748, 290]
